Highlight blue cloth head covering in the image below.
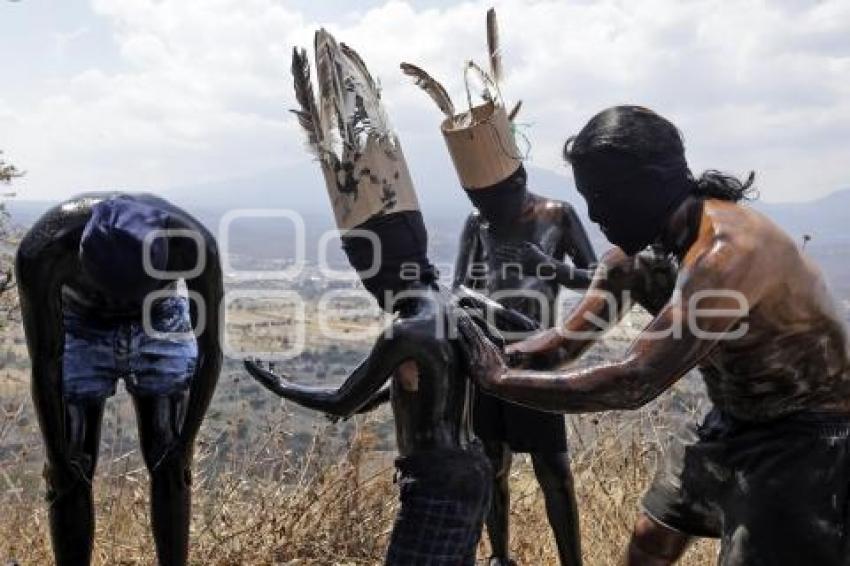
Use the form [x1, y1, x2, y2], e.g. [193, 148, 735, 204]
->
[79, 196, 170, 302]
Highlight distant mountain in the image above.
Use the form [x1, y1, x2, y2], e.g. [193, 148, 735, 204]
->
[754, 188, 850, 241]
[156, 161, 608, 249]
[162, 162, 331, 216]
[5, 166, 848, 283]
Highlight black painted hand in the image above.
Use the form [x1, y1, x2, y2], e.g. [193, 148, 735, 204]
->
[243, 359, 291, 397]
[456, 311, 508, 390]
[505, 350, 533, 369]
[517, 241, 556, 276]
[454, 286, 538, 338]
[463, 307, 507, 351]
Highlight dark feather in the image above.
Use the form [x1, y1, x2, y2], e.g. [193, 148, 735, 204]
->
[340, 42, 379, 97]
[486, 8, 502, 84]
[290, 46, 323, 155]
[507, 100, 522, 121]
[400, 62, 456, 119]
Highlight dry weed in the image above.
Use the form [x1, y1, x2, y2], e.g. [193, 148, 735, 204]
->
[1, 391, 719, 565]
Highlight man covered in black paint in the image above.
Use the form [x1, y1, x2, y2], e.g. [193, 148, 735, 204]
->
[403, 10, 596, 565]
[460, 105, 850, 566]
[16, 192, 223, 565]
[242, 31, 529, 564]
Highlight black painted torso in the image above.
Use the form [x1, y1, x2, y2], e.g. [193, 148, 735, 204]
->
[388, 289, 477, 456]
[459, 193, 594, 327]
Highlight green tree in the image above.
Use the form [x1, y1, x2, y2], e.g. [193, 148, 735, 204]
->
[0, 151, 23, 326]
[0, 151, 21, 184]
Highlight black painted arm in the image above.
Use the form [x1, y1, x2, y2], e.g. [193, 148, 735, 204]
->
[515, 205, 598, 290]
[244, 320, 418, 417]
[452, 213, 482, 290]
[536, 251, 595, 290]
[462, 243, 752, 413]
[355, 386, 391, 414]
[504, 248, 635, 368]
[513, 241, 593, 290]
[461, 296, 713, 413]
[16, 240, 71, 466]
[181, 236, 224, 447]
[453, 284, 539, 334]
[322, 385, 391, 423]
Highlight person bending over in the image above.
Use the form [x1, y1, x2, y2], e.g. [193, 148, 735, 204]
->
[16, 192, 223, 565]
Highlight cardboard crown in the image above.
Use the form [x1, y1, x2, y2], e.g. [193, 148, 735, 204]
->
[318, 134, 419, 232]
[293, 30, 420, 233]
[402, 9, 522, 191]
[441, 100, 522, 190]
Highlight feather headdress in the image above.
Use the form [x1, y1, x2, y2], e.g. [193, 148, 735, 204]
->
[289, 29, 419, 231]
[400, 8, 524, 191]
[400, 7, 521, 127]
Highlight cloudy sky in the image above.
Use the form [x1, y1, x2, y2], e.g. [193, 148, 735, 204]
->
[1, 0, 849, 204]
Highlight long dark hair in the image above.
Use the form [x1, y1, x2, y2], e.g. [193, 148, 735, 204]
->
[693, 170, 757, 202]
[563, 106, 757, 202]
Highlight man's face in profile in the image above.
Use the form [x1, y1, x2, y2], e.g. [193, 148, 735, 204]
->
[576, 174, 655, 256]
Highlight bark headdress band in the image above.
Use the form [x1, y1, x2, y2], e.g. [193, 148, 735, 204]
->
[401, 8, 523, 190]
[291, 29, 420, 232]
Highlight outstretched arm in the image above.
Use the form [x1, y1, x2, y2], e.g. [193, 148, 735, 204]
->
[244, 321, 419, 417]
[327, 386, 392, 422]
[505, 248, 635, 366]
[453, 284, 538, 335]
[355, 386, 391, 414]
[462, 238, 756, 413]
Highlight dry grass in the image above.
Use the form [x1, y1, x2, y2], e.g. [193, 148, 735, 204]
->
[1, 391, 718, 566]
[0, 297, 718, 564]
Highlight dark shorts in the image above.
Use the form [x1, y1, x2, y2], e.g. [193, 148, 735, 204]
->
[642, 407, 850, 566]
[475, 389, 568, 453]
[385, 447, 492, 565]
[62, 296, 198, 400]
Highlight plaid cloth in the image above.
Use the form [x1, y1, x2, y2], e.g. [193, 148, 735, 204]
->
[385, 448, 491, 565]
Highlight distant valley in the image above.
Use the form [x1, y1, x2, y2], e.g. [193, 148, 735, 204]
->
[6, 164, 849, 297]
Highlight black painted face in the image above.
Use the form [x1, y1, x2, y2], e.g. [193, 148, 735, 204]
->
[576, 177, 662, 255]
[572, 153, 693, 256]
[464, 166, 528, 231]
[341, 210, 437, 313]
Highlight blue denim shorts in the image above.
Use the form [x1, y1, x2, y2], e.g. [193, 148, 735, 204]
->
[62, 296, 198, 400]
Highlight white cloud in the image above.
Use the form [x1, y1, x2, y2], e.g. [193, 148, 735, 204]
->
[53, 26, 91, 57]
[1, 0, 849, 202]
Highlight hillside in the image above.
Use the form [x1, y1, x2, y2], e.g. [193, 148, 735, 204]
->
[1, 304, 720, 565]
